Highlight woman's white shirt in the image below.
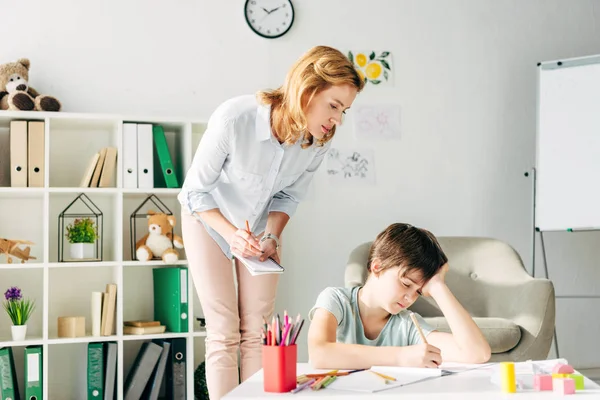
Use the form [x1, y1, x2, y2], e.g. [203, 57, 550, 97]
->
[178, 94, 330, 256]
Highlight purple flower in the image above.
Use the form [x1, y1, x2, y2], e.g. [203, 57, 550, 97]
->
[4, 287, 22, 301]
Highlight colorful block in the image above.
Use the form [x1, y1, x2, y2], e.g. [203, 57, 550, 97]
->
[552, 363, 575, 374]
[553, 378, 575, 395]
[534, 374, 553, 391]
[500, 362, 516, 393]
[568, 374, 585, 390]
[553, 373, 569, 379]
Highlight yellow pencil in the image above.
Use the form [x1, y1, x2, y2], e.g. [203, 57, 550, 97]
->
[410, 311, 428, 344]
[369, 370, 397, 383]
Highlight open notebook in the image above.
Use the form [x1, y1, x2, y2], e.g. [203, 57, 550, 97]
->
[234, 254, 284, 276]
[326, 363, 490, 393]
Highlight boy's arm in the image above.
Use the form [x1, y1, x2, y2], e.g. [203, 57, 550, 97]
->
[307, 308, 441, 369]
[423, 264, 491, 364]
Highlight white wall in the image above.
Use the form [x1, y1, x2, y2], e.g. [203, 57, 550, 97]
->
[3, 0, 600, 368]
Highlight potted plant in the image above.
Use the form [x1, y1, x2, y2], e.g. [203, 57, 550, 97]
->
[66, 217, 98, 259]
[3, 286, 35, 341]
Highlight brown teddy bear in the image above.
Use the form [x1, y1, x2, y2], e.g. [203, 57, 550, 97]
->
[135, 210, 184, 263]
[0, 58, 61, 112]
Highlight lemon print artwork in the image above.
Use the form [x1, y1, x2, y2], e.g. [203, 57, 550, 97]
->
[347, 50, 392, 86]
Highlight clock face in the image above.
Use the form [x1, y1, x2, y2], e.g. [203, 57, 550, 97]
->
[244, 0, 294, 39]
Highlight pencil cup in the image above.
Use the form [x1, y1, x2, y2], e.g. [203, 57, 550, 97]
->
[262, 344, 297, 393]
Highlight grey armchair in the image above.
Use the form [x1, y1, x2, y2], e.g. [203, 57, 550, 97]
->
[345, 236, 556, 362]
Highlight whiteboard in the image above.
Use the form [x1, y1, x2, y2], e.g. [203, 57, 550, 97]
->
[536, 55, 600, 231]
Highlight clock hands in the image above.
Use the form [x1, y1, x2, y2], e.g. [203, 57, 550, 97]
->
[261, 6, 280, 15]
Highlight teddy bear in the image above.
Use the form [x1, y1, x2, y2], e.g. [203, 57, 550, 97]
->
[0, 58, 61, 112]
[135, 210, 184, 263]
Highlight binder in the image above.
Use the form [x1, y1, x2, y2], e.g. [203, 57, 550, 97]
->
[27, 121, 45, 187]
[0, 347, 20, 400]
[104, 342, 117, 400]
[122, 123, 138, 188]
[165, 338, 186, 400]
[136, 123, 154, 188]
[25, 345, 43, 400]
[87, 342, 104, 399]
[124, 342, 162, 400]
[153, 267, 188, 333]
[142, 340, 171, 400]
[9, 120, 28, 187]
[152, 125, 179, 188]
[0, 127, 9, 186]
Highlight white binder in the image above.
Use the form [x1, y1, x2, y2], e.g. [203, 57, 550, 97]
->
[136, 123, 154, 188]
[122, 123, 138, 188]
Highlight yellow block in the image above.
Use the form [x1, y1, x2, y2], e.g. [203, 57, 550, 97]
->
[500, 362, 516, 393]
[552, 373, 569, 379]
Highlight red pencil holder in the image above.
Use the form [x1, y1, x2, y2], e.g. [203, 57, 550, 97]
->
[262, 344, 297, 393]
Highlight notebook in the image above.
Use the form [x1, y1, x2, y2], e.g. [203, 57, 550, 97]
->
[326, 363, 490, 393]
[234, 254, 284, 276]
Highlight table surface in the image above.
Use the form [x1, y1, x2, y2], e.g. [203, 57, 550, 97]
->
[223, 362, 600, 399]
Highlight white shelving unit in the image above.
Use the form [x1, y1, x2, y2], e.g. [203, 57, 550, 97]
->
[0, 110, 208, 399]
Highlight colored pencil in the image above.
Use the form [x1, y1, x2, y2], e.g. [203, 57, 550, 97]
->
[291, 378, 315, 393]
[409, 311, 428, 344]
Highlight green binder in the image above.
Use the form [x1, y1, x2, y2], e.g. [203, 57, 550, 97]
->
[152, 125, 179, 188]
[25, 345, 43, 400]
[0, 347, 20, 400]
[87, 342, 104, 399]
[153, 267, 188, 333]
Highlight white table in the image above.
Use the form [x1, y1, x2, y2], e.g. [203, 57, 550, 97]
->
[224, 363, 600, 399]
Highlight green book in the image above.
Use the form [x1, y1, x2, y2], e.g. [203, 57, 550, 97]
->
[87, 342, 104, 399]
[0, 347, 20, 400]
[153, 267, 189, 333]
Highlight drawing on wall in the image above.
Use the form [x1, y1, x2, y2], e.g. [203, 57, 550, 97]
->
[326, 147, 375, 185]
[354, 104, 401, 140]
[347, 50, 393, 86]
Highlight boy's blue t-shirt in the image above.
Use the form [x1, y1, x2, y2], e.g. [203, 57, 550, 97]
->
[308, 286, 435, 347]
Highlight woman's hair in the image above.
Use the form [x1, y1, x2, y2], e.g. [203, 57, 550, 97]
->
[367, 223, 448, 283]
[257, 45, 365, 149]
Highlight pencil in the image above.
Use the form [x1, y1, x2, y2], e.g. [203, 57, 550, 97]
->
[409, 311, 428, 344]
[369, 370, 397, 383]
[245, 220, 251, 234]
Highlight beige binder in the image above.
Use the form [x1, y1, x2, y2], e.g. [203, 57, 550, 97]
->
[99, 147, 117, 187]
[9, 120, 28, 187]
[27, 121, 45, 187]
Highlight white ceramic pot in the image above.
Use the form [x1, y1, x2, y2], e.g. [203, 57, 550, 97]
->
[70, 243, 95, 259]
[11, 324, 27, 341]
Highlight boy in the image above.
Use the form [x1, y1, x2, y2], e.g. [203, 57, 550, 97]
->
[307, 223, 491, 369]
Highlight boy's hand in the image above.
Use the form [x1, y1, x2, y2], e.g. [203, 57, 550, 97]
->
[421, 262, 449, 297]
[396, 343, 442, 368]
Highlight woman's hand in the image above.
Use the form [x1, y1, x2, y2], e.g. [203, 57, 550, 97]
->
[229, 229, 263, 258]
[421, 262, 449, 297]
[259, 235, 280, 264]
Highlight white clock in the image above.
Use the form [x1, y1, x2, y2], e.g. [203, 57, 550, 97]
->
[244, 0, 294, 39]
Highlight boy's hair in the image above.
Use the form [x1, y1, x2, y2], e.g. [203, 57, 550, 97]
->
[367, 223, 448, 283]
[256, 45, 365, 149]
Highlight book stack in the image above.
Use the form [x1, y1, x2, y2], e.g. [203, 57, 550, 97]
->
[90, 284, 117, 337]
[80, 146, 118, 188]
[123, 320, 166, 335]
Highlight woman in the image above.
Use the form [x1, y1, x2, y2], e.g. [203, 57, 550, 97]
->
[178, 45, 364, 399]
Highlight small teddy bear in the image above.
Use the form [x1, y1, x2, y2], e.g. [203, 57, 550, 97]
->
[135, 210, 184, 263]
[0, 58, 61, 112]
